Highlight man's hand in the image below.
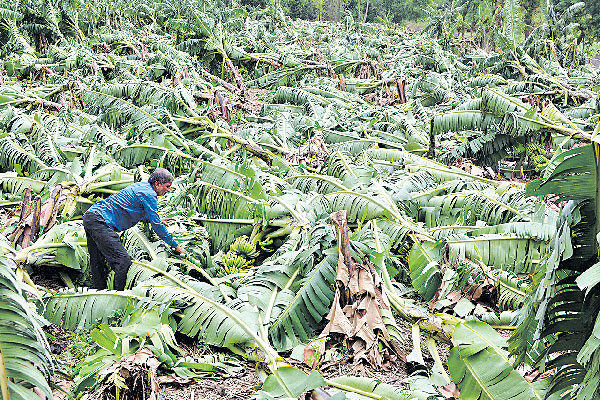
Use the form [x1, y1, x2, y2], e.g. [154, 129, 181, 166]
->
[161, 217, 174, 225]
[174, 245, 187, 255]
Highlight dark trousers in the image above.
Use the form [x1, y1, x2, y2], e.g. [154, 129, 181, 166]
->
[82, 211, 131, 291]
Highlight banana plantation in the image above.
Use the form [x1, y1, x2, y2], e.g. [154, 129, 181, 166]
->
[1, 0, 599, 399]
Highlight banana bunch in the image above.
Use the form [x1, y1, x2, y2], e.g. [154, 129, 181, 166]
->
[216, 235, 260, 277]
[229, 235, 260, 259]
[258, 237, 275, 253]
[525, 142, 549, 172]
[217, 252, 252, 277]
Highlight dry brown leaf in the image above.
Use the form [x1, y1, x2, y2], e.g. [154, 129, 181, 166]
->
[439, 382, 460, 398]
[92, 348, 162, 400]
[303, 336, 327, 369]
[447, 291, 463, 303]
[51, 379, 73, 400]
[157, 373, 195, 385]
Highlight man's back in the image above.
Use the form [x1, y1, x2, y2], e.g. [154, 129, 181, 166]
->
[89, 182, 156, 232]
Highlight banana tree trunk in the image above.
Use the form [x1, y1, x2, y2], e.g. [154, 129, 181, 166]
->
[319, 211, 401, 373]
[220, 50, 246, 93]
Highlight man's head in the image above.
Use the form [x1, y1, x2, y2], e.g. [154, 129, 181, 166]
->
[148, 168, 174, 196]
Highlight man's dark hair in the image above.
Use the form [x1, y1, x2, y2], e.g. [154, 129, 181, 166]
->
[148, 168, 174, 185]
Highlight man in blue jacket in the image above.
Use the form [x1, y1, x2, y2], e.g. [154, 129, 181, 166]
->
[83, 168, 187, 291]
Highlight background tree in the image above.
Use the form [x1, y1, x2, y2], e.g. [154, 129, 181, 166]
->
[521, 0, 540, 35]
[552, 0, 599, 40]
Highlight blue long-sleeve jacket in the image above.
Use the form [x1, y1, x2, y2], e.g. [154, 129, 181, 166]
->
[88, 182, 178, 248]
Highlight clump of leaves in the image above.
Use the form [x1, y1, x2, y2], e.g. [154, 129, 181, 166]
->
[51, 327, 97, 377]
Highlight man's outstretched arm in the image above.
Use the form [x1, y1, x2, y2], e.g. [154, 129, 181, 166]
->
[141, 192, 187, 255]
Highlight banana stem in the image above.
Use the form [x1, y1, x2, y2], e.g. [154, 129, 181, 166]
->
[324, 380, 384, 399]
[427, 337, 451, 383]
[0, 347, 11, 400]
[268, 195, 309, 227]
[167, 257, 232, 302]
[412, 324, 425, 364]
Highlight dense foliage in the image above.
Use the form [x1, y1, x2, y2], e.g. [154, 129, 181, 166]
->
[246, 0, 600, 43]
[0, 0, 599, 399]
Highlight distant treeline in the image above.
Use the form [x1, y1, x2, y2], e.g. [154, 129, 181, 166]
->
[242, 0, 599, 41]
[242, 0, 436, 23]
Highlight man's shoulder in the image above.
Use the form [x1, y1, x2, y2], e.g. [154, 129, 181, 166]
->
[129, 182, 157, 202]
[129, 182, 154, 194]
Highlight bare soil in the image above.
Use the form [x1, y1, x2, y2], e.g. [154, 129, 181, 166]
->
[161, 364, 261, 400]
[32, 267, 67, 291]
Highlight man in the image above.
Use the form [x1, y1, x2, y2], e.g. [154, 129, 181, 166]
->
[83, 168, 187, 291]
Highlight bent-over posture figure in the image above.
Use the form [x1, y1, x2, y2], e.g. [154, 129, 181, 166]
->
[83, 168, 187, 290]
